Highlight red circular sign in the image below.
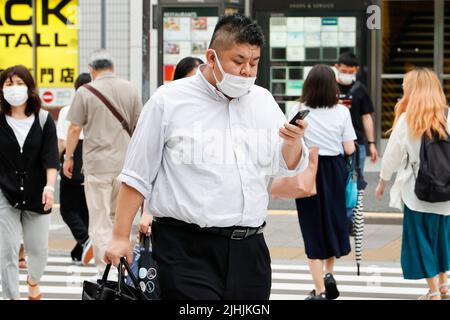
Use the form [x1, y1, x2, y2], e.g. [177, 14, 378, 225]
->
[43, 91, 54, 104]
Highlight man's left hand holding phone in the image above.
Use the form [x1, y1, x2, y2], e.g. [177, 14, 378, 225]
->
[279, 109, 309, 146]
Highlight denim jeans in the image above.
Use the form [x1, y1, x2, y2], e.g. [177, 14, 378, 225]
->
[357, 143, 367, 180]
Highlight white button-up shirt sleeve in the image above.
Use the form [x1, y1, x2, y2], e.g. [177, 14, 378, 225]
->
[273, 137, 309, 178]
[117, 92, 166, 199]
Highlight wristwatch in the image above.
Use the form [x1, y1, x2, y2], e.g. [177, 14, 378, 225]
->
[64, 154, 74, 161]
[368, 141, 376, 145]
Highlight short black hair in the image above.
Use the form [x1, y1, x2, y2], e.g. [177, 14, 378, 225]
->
[90, 59, 114, 70]
[338, 51, 359, 67]
[300, 64, 339, 109]
[173, 57, 203, 80]
[74, 73, 91, 90]
[209, 13, 265, 51]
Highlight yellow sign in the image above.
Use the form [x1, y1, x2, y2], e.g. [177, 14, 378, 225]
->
[0, 0, 78, 91]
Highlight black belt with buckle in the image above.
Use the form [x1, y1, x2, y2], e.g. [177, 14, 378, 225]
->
[153, 217, 265, 240]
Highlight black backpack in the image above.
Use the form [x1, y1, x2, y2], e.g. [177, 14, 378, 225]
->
[413, 110, 450, 202]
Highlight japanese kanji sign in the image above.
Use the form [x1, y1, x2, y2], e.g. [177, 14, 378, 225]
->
[0, 0, 78, 106]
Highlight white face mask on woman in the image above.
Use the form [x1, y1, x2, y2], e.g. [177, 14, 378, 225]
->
[211, 49, 256, 98]
[338, 72, 356, 86]
[3, 85, 28, 107]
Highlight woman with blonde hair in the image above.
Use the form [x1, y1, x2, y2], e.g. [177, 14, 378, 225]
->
[376, 68, 450, 300]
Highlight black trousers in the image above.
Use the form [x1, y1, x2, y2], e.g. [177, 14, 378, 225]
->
[59, 179, 89, 259]
[151, 219, 272, 300]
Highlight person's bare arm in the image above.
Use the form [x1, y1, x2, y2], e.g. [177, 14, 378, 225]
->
[280, 120, 307, 169]
[139, 212, 154, 236]
[58, 139, 66, 158]
[63, 124, 82, 178]
[43, 168, 57, 211]
[362, 113, 379, 163]
[105, 183, 144, 266]
[343, 141, 356, 155]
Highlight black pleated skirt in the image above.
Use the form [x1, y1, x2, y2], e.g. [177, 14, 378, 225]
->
[295, 155, 351, 260]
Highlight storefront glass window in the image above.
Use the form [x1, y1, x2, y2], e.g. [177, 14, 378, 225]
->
[269, 16, 357, 115]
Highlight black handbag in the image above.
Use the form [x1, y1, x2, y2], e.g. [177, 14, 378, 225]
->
[82, 257, 149, 300]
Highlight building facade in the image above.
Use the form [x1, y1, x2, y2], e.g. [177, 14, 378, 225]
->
[2, 0, 449, 148]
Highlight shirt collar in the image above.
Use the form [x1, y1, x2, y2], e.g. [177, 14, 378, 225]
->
[196, 65, 226, 101]
[95, 73, 116, 81]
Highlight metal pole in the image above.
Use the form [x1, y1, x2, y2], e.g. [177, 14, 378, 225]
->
[375, 0, 383, 151]
[434, 0, 444, 82]
[245, 0, 251, 17]
[32, 0, 37, 82]
[142, 0, 151, 103]
[101, 0, 106, 49]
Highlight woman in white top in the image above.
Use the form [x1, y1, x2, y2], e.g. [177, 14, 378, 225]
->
[0, 65, 59, 300]
[290, 65, 356, 300]
[376, 68, 450, 300]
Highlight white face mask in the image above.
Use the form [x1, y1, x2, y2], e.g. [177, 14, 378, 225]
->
[338, 72, 356, 86]
[211, 50, 256, 98]
[3, 85, 28, 107]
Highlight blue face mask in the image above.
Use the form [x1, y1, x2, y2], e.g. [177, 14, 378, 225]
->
[211, 49, 256, 98]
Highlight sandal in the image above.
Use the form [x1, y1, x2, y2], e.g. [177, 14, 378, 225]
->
[27, 276, 42, 300]
[418, 290, 441, 300]
[19, 258, 27, 269]
[439, 283, 449, 299]
[19, 244, 27, 269]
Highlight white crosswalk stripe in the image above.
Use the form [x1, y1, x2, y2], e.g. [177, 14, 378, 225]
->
[270, 263, 431, 300]
[0, 256, 98, 300]
[0, 256, 432, 300]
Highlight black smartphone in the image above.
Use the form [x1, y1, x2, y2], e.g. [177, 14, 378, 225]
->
[289, 109, 310, 126]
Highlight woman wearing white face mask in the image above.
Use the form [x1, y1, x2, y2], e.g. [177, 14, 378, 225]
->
[0, 65, 59, 300]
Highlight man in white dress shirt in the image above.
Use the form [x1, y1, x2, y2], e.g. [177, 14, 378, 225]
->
[105, 14, 309, 299]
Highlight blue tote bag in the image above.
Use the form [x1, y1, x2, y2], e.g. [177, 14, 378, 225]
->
[345, 152, 358, 209]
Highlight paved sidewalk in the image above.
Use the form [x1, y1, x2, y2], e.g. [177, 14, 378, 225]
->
[264, 212, 403, 265]
[48, 207, 404, 266]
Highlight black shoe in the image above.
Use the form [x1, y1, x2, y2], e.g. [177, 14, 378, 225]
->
[70, 243, 83, 262]
[324, 273, 340, 299]
[305, 289, 327, 300]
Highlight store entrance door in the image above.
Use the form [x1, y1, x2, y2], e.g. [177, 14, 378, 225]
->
[381, 0, 443, 138]
[255, 10, 367, 117]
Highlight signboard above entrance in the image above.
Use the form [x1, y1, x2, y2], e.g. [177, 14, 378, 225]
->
[0, 0, 78, 107]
